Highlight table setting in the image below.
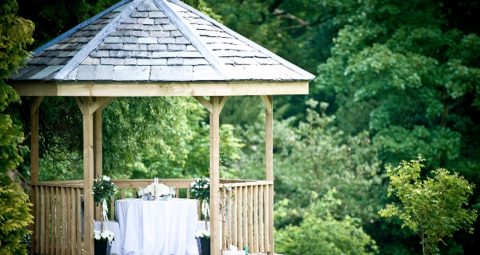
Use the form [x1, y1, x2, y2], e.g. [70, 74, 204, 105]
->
[115, 179, 200, 255]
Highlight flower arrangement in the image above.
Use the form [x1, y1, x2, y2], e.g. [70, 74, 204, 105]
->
[93, 175, 117, 205]
[138, 178, 174, 200]
[190, 177, 210, 202]
[94, 229, 115, 243]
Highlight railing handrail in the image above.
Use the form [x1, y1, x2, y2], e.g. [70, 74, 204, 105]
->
[220, 180, 273, 188]
[113, 178, 196, 189]
[34, 180, 84, 188]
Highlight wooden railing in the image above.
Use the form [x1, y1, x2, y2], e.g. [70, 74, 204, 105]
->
[220, 180, 273, 254]
[32, 181, 85, 255]
[31, 179, 273, 254]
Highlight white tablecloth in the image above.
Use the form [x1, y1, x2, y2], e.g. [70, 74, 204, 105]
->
[116, 198, 199, 255]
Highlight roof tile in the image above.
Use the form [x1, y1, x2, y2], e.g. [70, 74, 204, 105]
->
[113, 66, 150, 80]
[13, 0, 314, 82]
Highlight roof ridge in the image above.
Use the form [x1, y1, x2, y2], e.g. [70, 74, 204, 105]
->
[33, 0, 132, 56]
[153, 0, 225, 78]
[169, 0, 315, 80]
[53, 0, 143, 80]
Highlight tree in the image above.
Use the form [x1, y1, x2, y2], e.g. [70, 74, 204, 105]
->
[275, 100, 384, 225]
[314, 0, 480, 174]
[0, 0, 34, 253]
[379, 158, 477, 255]
[276, 189, 378, 255]
[312, 1, 480, 251]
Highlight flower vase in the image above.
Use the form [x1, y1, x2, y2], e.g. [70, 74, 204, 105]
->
[94, 239, 111, 255]
[196, 237, 210, 255]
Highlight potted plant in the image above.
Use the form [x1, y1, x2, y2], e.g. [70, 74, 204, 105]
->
[94, 229, 114, 255]
[190, 178, 210, 255]
[195, 230, 210, 255]
[93, 175, 117, 255]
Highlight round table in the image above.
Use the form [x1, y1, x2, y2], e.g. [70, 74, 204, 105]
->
[115, 198, 199, 255]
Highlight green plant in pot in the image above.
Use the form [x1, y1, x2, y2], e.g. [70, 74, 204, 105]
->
[93, 175, 117, 255]
[190, 177, 210, 255]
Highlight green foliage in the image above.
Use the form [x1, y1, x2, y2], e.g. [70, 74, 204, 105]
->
[0, 183, 33, 255]
[38, 97, 243, 180]
[379, 158, 477, 255]
[314, 0, 480, 175]
[276, 189, 377, 255]
[0, 0, 33, 179]
[93, 175, 117, 204]
[274, 100, 384, 225]
[0, 1, 34, 253]
[189, 177, 209, 201]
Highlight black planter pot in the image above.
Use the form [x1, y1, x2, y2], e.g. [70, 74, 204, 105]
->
[94, 239, 111, 255]
[196, 237, 210, 255]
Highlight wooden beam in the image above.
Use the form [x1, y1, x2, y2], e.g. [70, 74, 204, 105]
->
[218, 96, 228, 113]
[30, 96, 42, 255]
[11, 81, 309, 97]
[75, 97, 85, 114]
[79, 98, 95, 254]
[263, 95, 274, 254]
[94, 110, 103, 178]
[30, 96, 43, 184]
[260, 95, 272, 114]
[193, 96, 213, 113]
[31, 96, 44, 114]
[210, 96, 221, 255]
[89, 97, 114, 115]
[93, 109, 103, 221]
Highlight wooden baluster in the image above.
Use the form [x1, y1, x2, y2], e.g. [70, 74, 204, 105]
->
[238, 186, 243, 249]
[248, 185, 253, 252]
[40, 186, 46, 255]
[76, 189, 82, 255]
[253, 185, 259, 253]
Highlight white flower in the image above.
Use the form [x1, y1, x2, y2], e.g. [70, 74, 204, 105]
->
[102, 175, 111, 181]
[203, 184, 208, 189]
[94, 230, 115, 242]
[195, 230, 210, 238]
[94, 230, 101, 240]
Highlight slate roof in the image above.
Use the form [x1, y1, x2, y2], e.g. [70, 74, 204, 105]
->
[13, 0, 315, 82]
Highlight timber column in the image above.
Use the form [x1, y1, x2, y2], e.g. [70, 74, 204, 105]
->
[262, 95, 274, 254]
[209, 96, 227, 255]
[76, 97, 95, 254]
[30, 96, 43, 254]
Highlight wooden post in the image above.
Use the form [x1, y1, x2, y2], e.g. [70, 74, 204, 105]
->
[30, 96, 43, 254]
[94, 110, 103, 220]
[209, 96, 227, 255]
[94, 109, 103, 178]
[31, 96, 44, 184]
[76, 97, 95, 254]
[261, 95, 274, 254]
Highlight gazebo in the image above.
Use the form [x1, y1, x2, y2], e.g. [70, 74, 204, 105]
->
[10, 0, 314, 254]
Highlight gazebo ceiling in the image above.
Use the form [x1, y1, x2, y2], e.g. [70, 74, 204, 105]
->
[10, 0, 314, 96]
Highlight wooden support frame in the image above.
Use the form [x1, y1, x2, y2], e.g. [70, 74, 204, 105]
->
[93, 109, 103, 220]
[75, 96, 114, 253]
[31, 96, 44, 185]
[261, 95, 274, 254]
[12, 81, 309, 97]
[208, 96, 227, 255]
[193, 96, 213, 113]
[30, 96, 43, 254]
[76, 97, 95, 254]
